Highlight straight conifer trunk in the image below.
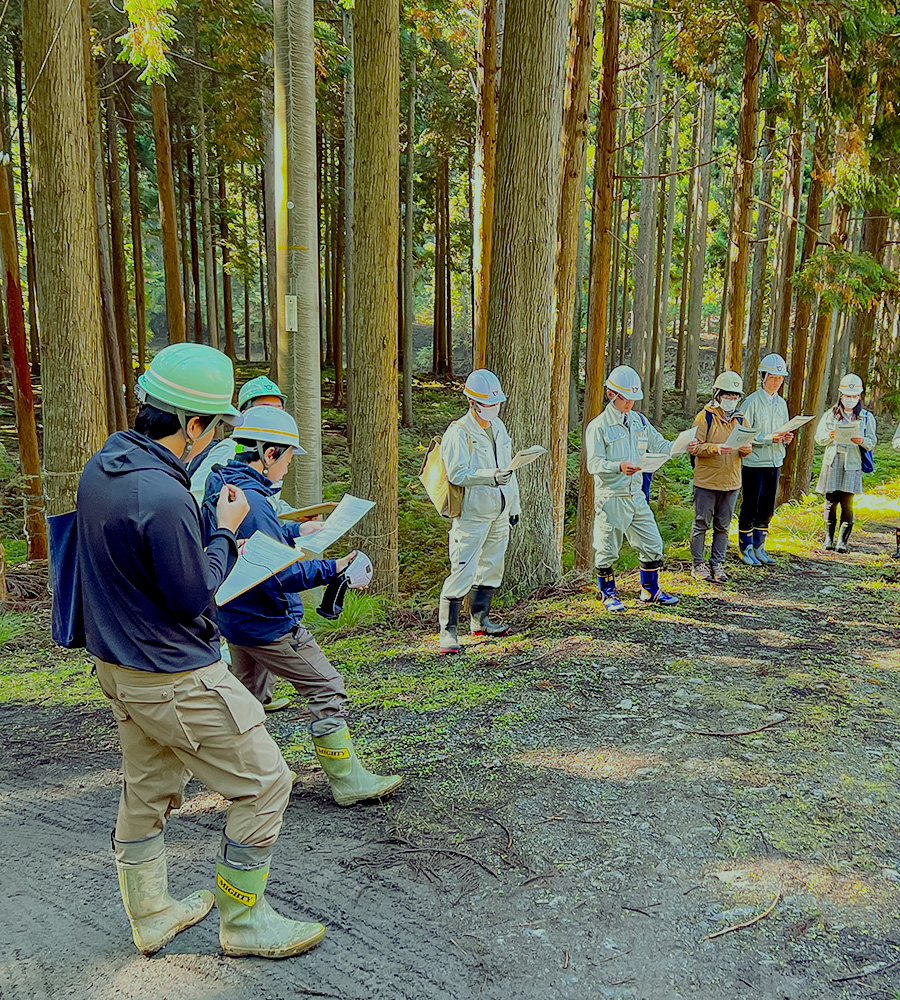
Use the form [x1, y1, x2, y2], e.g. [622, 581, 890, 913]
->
[550, 0, 598, 555]
[13, 55, 40, 375]
[151, 82, 186, 344]
[349, 0, 400, 598]
[120, 80, 147, 370]
[773, 119, 803, 358]
[745, 105, 776, 375]
[574, 0, 619, 571]
[485, 0, 567, 592]
[723, 1, 763, 374]
[25, 0, 107, 515]
[197, 79, 219, 349]
[402, 42, 416, 427]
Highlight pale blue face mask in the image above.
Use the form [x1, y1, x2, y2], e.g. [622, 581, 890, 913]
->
[477, 403, 501, 423]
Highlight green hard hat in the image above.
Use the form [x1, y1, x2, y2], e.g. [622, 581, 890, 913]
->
[137, 344, 240, 422]
[238, 375, 287, 411]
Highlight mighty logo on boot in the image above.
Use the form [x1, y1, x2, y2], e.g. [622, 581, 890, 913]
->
[217, 874, 257, 907]
[314, 746, 351, 759]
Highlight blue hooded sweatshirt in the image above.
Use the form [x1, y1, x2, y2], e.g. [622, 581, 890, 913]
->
[76, 431, 238, 673]
[201, 460, 338, 646]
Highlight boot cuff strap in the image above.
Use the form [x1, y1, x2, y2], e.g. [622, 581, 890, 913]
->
[217, 835, 272, 870]
[113, 830, 165, 864]
[640, 560, 662, 570]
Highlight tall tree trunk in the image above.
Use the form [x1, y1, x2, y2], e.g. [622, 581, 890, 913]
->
[444, 156, 453, 376]
[675, 102, 698, 392]
[401, 39, 416, 427]
[84, 25, 126, 433]
[13, 55, 40, 376]
[550, 0, 598, 556]
[433, 165, 444, 373]
[349, 0, 399, 597]
[773, 117, 803, 358]
[105, 67, 136, 421]
[574, 0, 619, 571]
[796, 201, 847, 495]
[332, 139, 345, 406]
[848, 207, 890, 382]
[274, 0, 323, 504]
[321, 130, 333, 367]
[0, 142, 46, 558]
[176, 121, 192, 340]
[745, 104, 776, 375]
[196, 77, 219, 349]
[684, 83, 714, 416]
[628, 11, 663, 384]
[186, 139, 203, 343]
[25, 0, 107, 515]
[485, 0, 567, 592]
[653, 88, 679, 423]
[343, 8, 355, 439]
[151, 82, 186, 344]
[218, 162, 235, 359]
[779, 122, 830, 502]
[473, 0, 500, 369]
[120, 80, 147, 370]
[723, 0, 763, 374]
[241, 166, 251, 361]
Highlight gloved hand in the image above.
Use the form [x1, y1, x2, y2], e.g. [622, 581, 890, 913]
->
[494, 469, 513, 486]
[509, 514, 519, 528]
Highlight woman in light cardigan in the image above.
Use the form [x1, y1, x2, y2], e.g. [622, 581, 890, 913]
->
[814, 373, 876, 552]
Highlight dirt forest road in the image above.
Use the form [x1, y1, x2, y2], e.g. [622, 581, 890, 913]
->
[3, 521, 900, 1000]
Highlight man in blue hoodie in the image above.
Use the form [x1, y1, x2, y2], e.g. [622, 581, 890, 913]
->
[201, 405, 402, 808]
[77, 344, 325, 960]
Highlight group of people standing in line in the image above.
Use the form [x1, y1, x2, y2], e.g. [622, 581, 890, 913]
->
[62, 339, 894, 963]
[437, 353, 888, 648]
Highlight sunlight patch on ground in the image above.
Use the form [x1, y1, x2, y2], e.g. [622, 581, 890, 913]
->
[705, 857, 893, 909]
[520, 746, 664, 779]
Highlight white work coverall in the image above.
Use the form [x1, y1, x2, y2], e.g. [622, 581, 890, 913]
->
[439, 409, 521, 600]
[585, 402, 671, 569]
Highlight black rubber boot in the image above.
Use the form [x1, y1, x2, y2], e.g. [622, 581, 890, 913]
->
[892, 528, 900, 560]
[439, 597, 462, 653]
[835, 522, 852, 553]
[824, 524, 836, 550]
[469, 586, 510, 636]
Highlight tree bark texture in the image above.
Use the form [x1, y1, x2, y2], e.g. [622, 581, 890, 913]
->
[13, 55, 40, 375]
[349, 0, 399, 598]
[120, 80, 147, 371]
[218, 163, 236, 360]
[550, 0, 598, 557]
[744, 105, 776, 376]
[473, 0, 499, 370]
[0, 151, 46, 558]
[343, 8, 356, 439]
[628, 12, 663, 385]
[151, 82, 186, 344]
[684, 83, 715, 416]
[402, 42, 416, 427]
[574, 0, 619, 571]
[484, 0, 567, 593]
[24, 0, 107, 515]
[723, 1, 762, 374]
[773, 118, 803, 358]
[197, 78, 219, 350]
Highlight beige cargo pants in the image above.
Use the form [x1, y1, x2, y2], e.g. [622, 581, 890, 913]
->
[95, 659, 292, 851]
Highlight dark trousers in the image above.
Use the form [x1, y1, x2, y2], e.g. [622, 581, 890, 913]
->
[738, 466, 781, 533]
[824, 491, 854, 530]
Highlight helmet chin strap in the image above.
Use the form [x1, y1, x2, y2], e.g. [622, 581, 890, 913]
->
[179, 411, 223, 462]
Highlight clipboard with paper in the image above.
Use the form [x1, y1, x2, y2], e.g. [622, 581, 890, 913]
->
[773, 415, 814, 435]
[723, 424, 758, 450]
[295, 494, 376, 555]
[833, 422, 859, 446]
[503, 446, 547, 473]
[216, 531, 305, 606]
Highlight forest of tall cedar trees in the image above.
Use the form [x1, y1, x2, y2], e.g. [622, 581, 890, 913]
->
[4, 0, 900, 597]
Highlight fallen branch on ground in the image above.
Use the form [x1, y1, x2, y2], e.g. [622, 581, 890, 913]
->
[830, 958, 900, 984]
[705, 889, 781, 940]
[688, 718, 787, 738]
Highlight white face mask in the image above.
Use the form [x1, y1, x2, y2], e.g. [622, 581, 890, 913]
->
[841, 395, 860, 410]
[477, 403, 501, 423]
[719, 397, 739, 413]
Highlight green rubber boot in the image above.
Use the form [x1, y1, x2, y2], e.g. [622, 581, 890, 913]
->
[114, 831, 214, 956]
[312, 721, 403, 807]
[216, 839, 325, 958]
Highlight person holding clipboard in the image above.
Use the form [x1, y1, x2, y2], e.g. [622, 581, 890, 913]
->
[689, 371, 752, 582]
[814, 373, 877, 552]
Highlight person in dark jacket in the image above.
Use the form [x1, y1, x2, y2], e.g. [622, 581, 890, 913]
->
[201, 405, 402, 808]
[78, 344, 325, 960]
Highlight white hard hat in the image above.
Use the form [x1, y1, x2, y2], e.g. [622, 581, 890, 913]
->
[605, 364, 643, 400]
[464, 369, 506, 404]
[759, 353, 789, 377]
[838, 373, 864, 396]
[713, 370, 744, 394]
[233, 405, 307, 455]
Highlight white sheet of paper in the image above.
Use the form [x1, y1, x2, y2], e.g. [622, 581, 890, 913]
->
[636, 452, 669, 473]
[216, 531, 304, 606]
[774, 414, 815, 435]
[669, 427, 698, 455]
[504, 445, 548, 473]
[296, 494, 376, 555]
[724, 425, 758, 450]
[833, 421, 860, 446]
